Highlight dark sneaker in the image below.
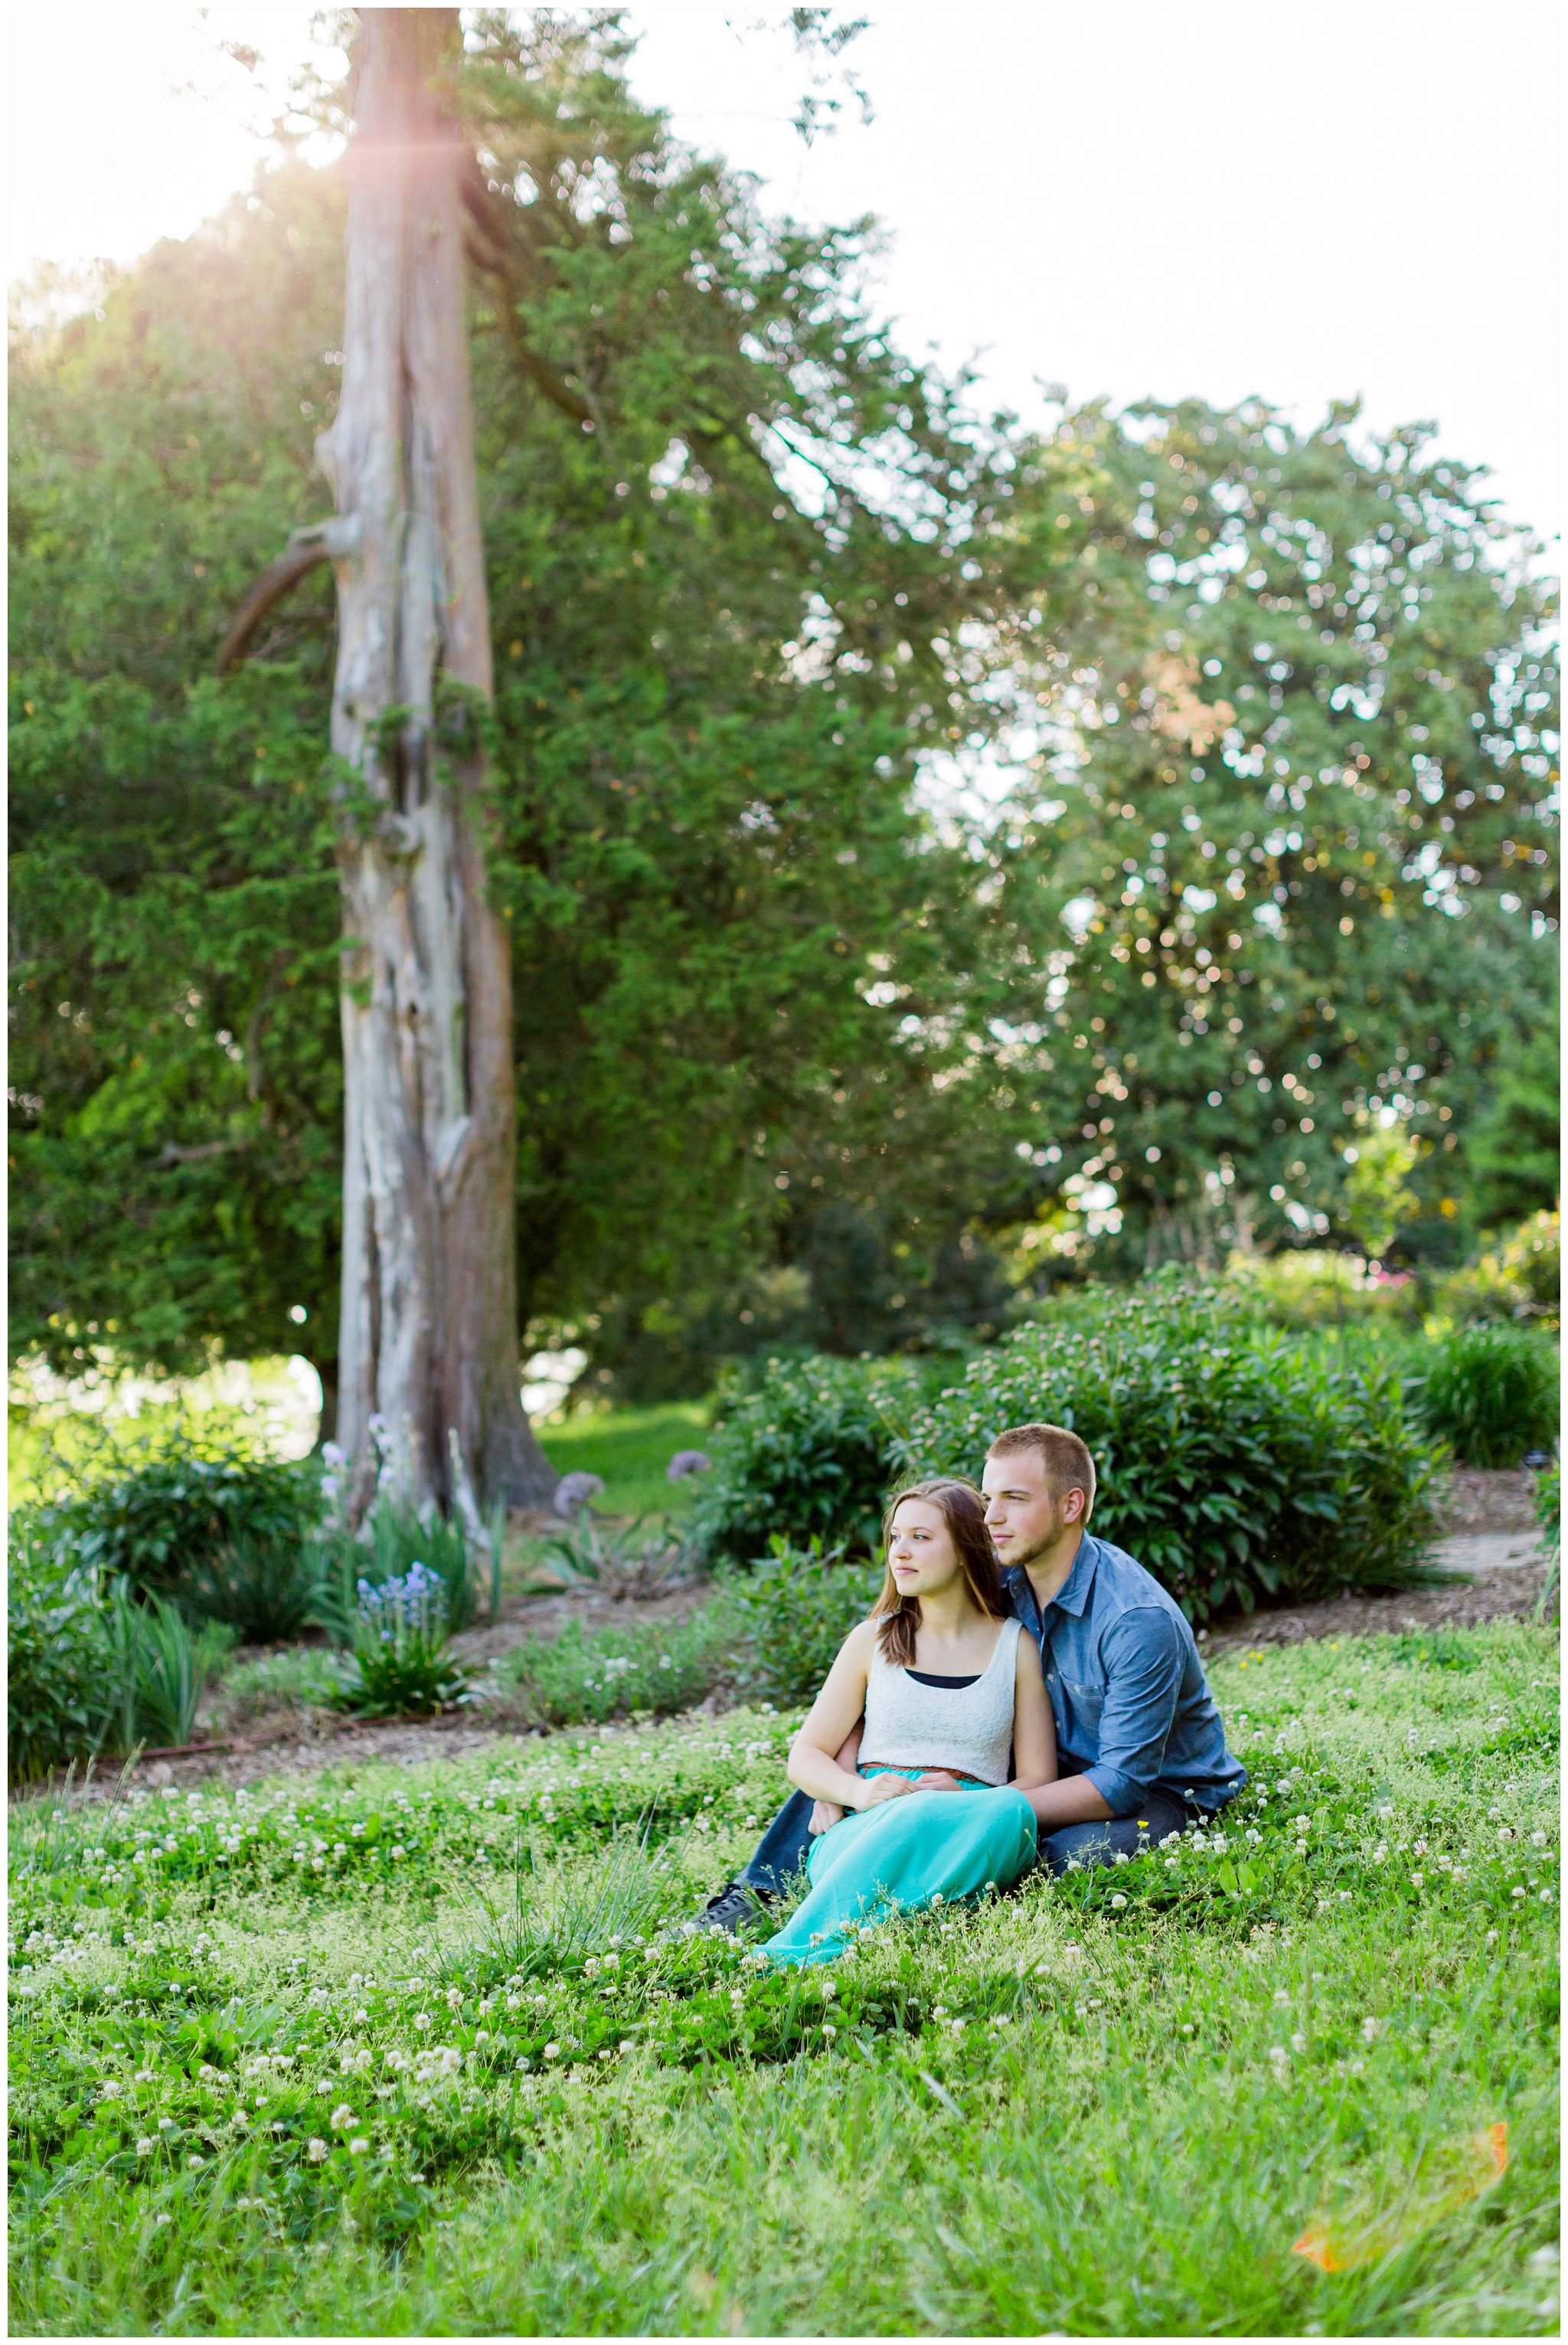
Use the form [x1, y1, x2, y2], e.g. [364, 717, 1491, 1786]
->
[692, 1880, 773, 1936]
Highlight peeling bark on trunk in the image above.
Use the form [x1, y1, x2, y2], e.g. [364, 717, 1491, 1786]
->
[319, 7, 554, 1518]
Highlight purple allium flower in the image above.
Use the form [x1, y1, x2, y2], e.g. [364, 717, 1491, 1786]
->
[554, 1472, 605, 1516]
[666, 1450, 713, 1482]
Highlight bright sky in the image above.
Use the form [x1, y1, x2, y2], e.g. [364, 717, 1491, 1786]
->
[7, 2, 1562, 543]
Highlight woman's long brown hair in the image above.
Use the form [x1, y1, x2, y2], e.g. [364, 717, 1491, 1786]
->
[873, 1477, 1008, 1669]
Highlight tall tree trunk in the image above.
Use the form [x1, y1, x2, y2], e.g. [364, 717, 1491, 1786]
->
[318, 6, 554, 1519]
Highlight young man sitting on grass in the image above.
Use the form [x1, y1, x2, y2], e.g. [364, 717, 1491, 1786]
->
[698, 1421, 1246, 1931]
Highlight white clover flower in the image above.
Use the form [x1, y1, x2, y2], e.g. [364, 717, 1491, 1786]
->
[136, 2136, 156, 2156]
[330, 2105, 357, 2129]
[1110, 1894, 1127, 1909]
[307, 2138, 328, 2163]
[348, 2137, 370, 2154]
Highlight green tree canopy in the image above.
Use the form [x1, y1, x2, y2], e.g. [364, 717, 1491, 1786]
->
[985, 398, 1558, 1278]
[10, 19, 1558, 1400]
[8, 15, 1047, 1400]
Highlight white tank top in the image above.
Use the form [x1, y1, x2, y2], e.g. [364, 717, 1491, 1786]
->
[859, 1616, 1021, 1787]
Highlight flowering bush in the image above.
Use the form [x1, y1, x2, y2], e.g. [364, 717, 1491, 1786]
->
[311, 1500, 481, 1646]
[901, 1284, 1442, 1621]
[330, 1564, 471, 1720]
[1223, 1248, 1423, 1329]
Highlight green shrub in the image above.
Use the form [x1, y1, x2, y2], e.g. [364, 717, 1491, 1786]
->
[1409, 1323, 1560, 1467]
[900, 1284, 1442, 1621]
[8, 1542, 234, 1774]
[730, 1539, 880, 1707]
[489, 1590, 750, 1729]
[181, 1532, 323, 1644]
[20, 1417, 324, 1602]
[6, 1542, 114, 1783]
[692, 1355, 938, 1562]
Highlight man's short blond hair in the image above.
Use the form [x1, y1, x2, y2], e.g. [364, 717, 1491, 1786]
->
[987, 1422, 1096, 1520]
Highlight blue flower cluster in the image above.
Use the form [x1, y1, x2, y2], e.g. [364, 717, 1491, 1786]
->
[356, 1560, 449, 1647]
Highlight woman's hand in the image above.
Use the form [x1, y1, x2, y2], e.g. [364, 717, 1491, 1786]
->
[807, 1800, 844, 1836]
[853, 1774, 917, 1810]
[913, 1770, 966, 1793]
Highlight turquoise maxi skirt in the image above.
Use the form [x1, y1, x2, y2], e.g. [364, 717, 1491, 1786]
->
[762, 1774, 1038, 1968]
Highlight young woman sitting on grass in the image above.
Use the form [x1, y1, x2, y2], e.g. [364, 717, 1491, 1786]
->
[763, 1478, 1055, 1967]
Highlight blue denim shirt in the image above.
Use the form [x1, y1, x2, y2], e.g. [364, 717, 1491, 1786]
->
[1004, 1534, 1245, 1817]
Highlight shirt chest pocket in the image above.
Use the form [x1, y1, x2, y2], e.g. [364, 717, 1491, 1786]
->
[1048, 1671, 1106, 1734]
[1060, 1676, 1107, 1725]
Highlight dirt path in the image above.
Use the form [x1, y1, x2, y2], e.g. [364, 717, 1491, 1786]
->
[1204, 1536, 1550, 1659]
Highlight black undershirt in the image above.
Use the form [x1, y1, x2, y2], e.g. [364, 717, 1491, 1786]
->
[905, 1668, 979, 1689]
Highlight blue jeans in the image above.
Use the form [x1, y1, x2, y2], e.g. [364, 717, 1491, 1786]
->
[742, 1782, 1203, 1897]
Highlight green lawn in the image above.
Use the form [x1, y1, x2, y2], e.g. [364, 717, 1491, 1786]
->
[8, 1622, 1559, 2336]
[534, 1401, 712, 1519]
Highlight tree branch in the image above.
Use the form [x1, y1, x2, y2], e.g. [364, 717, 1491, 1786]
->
[158, 1137, 253, 1166]
[459, 161, 595, 427]
[216, 519, 360, 674]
